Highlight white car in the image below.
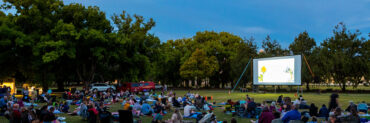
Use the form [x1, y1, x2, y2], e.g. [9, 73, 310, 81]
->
[155, 84, 163, 90]
[89, 83, 115, 91]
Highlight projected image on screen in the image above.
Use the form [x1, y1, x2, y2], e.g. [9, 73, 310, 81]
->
[253, 55, 301, 85]
[258, 58, 294, 83]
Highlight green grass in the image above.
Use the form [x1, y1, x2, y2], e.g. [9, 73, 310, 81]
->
[1, 90, 370, 123]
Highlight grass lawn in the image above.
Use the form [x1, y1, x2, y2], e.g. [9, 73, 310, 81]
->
[1, 90, 370, 123]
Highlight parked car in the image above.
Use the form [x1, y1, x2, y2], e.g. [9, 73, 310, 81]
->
[155, 84, 163, 90]
[117, 82, 156, 92]
[89, 83, 115, 91]
[139, 81, 155, 92]
[118, 83, 140, 92]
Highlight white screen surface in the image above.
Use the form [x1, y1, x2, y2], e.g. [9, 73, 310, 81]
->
[253, 55, 301, 85]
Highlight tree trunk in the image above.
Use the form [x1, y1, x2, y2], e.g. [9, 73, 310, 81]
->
[57, 81, 64, 92]
[306, 81, 310, 91]
[341, 81, 346, 92]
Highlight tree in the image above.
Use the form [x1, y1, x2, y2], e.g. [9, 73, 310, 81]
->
[180, 48, 219, 88]
[2, 0, 65, 90]
[111, 11, 161, 82]
[321, 23, 366, 92]
[230, 37, 257, 88]
[152, 40, 183, 87]
[260, 35, 288, 57]
[289, 31, 316, 90]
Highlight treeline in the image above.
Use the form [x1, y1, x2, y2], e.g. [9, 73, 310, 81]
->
[0, 0, 369, 92]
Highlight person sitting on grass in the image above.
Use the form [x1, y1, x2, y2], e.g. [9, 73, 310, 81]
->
[330, 107, 345, 118]
[269, 102, 276, 112]
[224, 99, 234, 113]
[44, 107, 59, 123]
[272, 109, 281, 119]
[309, 103, 318, 117]
[277, 95, 283, 105]
[357, 101, 368, 113]
[246, 98, 257, 118]
[282, 104, 301, 123]
[199, 110, 214, 123]
[61, 102, 69, 113]
[0, 96, 8, 114]
[345, 101, 357, 112]
[318, 104, 329, 119]
[87, 103, 98, 123]
[141, 101, 153, 115]
[299, 99, 309, 109]
[172, 95, 181, 107]
[339, 107, 360, 123]
[251, 107, 274, 123]
[152, 109, 163, 123]
[123, 101, 131, 110]
[153, 101, 164, 114]
[195, 96, 203, 110]
[280, 104, 290, 118]
[132, 101, 142, 116]
[184, 103, 198, 118]
[10, 104, 21, 123]
[99, 107, 111, 123]
[167, 108, 183, 123]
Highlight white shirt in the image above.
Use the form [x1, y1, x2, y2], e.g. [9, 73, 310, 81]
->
[168, 97, 173, 103]
[177, 97, 182, 102]
[171, 113, 182, 123]
[293, 99, 300, 105]
[184, 105, 193, 117]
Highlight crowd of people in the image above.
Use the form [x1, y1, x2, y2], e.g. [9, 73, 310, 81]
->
[0, 84, 369, 123]
[223, 93, 368, 123]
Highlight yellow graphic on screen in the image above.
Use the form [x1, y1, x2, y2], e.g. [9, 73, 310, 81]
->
[258, 66, 266, 81]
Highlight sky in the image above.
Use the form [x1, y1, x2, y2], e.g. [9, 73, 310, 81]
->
[3, 0, 370, 48]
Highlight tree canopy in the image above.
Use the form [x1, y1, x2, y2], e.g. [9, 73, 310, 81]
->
[0, 0, 368, 91]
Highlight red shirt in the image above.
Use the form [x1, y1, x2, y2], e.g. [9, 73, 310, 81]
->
[12, 110, 21, 119]
[258, 111, 275, 123]
[88, 108, 98, 115]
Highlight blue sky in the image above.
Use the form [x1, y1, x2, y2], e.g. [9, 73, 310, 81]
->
[3, 0, 370, 48]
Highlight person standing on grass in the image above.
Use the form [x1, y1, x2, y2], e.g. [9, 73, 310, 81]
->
[282, 104, 301, 123]
[329, 93, 339, 111]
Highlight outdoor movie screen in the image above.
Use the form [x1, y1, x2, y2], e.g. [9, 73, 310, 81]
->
[253, 55, 301, 85]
